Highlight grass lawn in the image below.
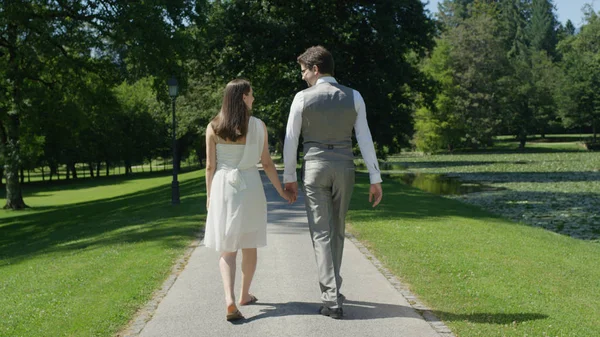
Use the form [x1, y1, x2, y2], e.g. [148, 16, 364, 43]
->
[3, 145, 599, 336]
[0, 170, 205, 336]
[347, 173, 600, 336]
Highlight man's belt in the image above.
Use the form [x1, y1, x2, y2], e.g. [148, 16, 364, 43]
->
[304, 143, 352, 150]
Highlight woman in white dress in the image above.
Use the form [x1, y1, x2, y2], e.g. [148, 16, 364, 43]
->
[204, 79, 292, 321]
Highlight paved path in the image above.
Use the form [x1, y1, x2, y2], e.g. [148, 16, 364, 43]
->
[131, 172, 448, 337]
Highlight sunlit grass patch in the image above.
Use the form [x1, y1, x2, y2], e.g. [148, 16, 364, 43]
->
[347, 173, 600, 337]
[0, 170, 205, 336]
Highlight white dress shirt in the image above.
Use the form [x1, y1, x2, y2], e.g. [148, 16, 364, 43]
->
[283, 76, 382, 184]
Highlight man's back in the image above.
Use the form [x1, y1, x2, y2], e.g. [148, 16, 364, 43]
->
[301, 82, 356, 145]
[301, 82, 357, 162]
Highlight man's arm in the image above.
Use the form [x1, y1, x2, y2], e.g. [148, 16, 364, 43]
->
[354, 90, 383, 207]
[283, 92, 304, 198]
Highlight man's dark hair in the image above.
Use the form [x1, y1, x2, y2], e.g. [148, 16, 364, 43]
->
[297, 45, 335, 75]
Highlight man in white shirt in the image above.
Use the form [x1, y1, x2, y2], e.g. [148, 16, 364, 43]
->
[283, 45, 383, 319]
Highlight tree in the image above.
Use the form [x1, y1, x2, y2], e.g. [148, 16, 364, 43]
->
[414, 1, 511, 151]
[557, 6, 600, 141]
[0, 1, 198, 209]
[527, 0, 559, 58]
[438, 0, 476, 28]
[560, 19, 577, 38]
[113, 78, 169, 174]
[413, 38, 464, 152]
[197, 0, 435, 158]
[446, 2, 509, 147]
[174, 72, 224, 167]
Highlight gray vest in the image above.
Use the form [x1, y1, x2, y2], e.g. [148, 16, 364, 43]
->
[301, 82, 356, 161]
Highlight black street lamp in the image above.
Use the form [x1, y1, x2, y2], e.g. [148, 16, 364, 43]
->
[168, 76, 180, 205]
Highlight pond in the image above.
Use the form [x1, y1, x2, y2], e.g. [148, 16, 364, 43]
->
[390, 173, 497, 195]
[357, 162, 497, 195]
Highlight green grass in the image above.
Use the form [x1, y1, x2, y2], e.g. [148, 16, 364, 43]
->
[347, 173, 600, 337]
[0, 170, 205, 337]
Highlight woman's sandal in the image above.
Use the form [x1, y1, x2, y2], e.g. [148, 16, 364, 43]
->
[226, 305, 244, 321]
[240, 294, 258, 306]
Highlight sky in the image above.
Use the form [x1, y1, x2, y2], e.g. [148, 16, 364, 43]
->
[423, 0, 598, 27]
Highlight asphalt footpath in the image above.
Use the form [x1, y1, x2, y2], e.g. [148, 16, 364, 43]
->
[127, 172, 451, 337]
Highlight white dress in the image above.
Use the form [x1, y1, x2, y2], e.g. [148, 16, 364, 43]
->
[204, 116, 267, 252]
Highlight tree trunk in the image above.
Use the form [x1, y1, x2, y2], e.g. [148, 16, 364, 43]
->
[70, 163, 78, 179]
[195, 147, 204, 168]
[41, 166, 45, 181]
[49, 163, 58, 181]
[102, 161, 106, 177]
[88, 163, 95, 178]
[20, 167, 24, 184]
[125, 159, 132, 175]
[3, 114, 27, 209]
[3, 24, 27, 209]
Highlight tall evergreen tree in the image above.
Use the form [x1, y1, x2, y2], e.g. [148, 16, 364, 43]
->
[500, 0, 529, 58]
[527, 0, 559, 57]
[564, 19, 577, 36]
[438, 0, 476, 27]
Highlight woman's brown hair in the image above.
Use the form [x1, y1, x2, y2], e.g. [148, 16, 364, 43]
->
[211, 79, 252, 142]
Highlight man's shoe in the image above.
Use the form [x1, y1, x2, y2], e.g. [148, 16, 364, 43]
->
[319, 306, 344, 319]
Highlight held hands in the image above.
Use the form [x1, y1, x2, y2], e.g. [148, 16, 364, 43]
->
[279, 189, 295, 204]
[284, 182, 298, 203]
[369, 183, 383, 207]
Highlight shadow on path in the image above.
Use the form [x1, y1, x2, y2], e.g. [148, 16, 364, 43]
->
[233, 299, 548, 325]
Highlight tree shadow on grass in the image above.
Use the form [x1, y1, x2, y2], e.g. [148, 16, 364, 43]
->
[0, 175, 205, 265]
[430, 310, 548, 325]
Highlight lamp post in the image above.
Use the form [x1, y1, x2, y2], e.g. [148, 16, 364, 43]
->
[168, 76, 180, 205]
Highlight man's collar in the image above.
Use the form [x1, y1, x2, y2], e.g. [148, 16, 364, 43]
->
[316, 76, 337, 85]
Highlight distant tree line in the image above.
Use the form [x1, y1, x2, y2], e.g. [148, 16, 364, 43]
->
[413, 0, 600, 152]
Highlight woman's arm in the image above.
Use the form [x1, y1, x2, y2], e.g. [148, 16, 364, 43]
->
[260, 121, 292, 203]
[205, 123, 217, 209]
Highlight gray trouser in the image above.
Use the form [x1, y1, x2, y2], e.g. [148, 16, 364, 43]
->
[302, 160, 355, 309]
